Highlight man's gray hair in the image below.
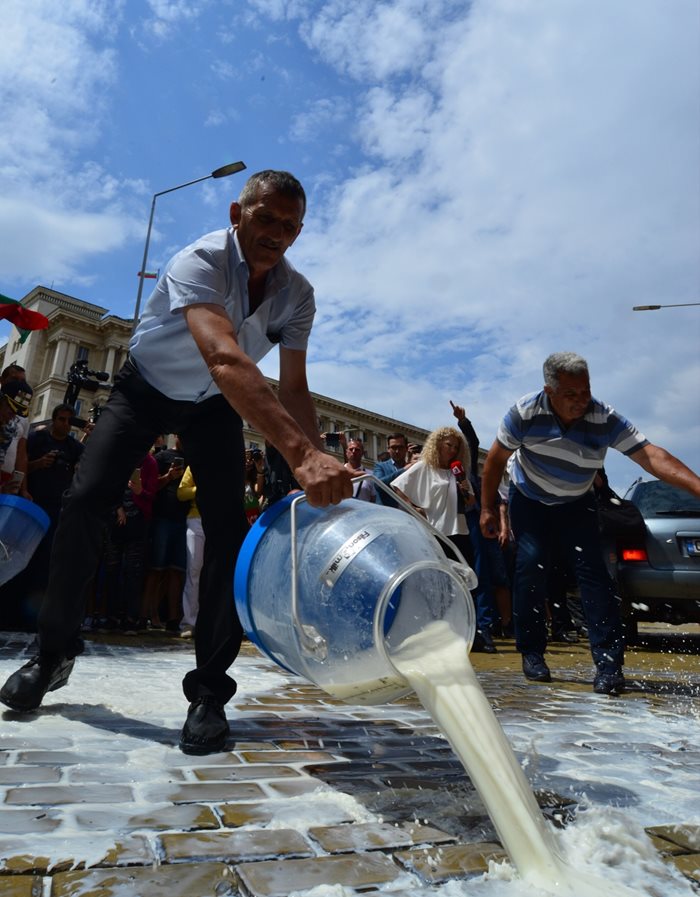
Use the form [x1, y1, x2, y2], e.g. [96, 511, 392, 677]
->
[543, 352, 589, 389]
[238, 170, 306, 219]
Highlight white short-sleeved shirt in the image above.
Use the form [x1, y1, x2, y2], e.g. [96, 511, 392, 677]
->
[392, 460, 468, 536]
[129, 227, 315, 401]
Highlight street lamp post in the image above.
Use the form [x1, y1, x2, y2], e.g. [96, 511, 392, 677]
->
[633, 302, 700, 311]
[132, 161, 246, 334]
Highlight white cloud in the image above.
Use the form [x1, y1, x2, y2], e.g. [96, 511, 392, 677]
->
[143, 0, 208, 38]
[205, 110, 228, 127]
[0, 2, 119, 179]
[0, 196, 138, 284]
[211, 59, 236, 80]
[0, 1, 141, 286]
[358, 87, 435, 160]
[290, 97, 351, 142]
[0, 0, 697, 494]
[244, 0, 315, 22]
[299, 0, 453, 81]
[273, 0, 700, 488]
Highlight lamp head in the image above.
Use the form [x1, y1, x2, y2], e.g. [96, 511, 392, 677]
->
[212, 161, 246, 179]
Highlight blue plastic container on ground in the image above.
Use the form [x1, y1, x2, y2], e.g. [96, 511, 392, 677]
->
[234, 493, 476, 705]
[0, 495, 50, 587]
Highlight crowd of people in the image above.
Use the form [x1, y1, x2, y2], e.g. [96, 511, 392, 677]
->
[3, 361, 695, 687]
[1, 169, 699, 759]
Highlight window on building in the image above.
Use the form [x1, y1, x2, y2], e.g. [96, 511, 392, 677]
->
[76, 345, 89, 363]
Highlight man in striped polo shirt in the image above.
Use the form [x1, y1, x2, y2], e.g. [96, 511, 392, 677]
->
[480, 352, 700, 694]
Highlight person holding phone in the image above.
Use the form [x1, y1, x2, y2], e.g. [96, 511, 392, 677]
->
[140, 441, 188, 632]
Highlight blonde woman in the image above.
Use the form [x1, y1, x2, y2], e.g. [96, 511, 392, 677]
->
[392, 426, 476, 565]
[392, 426, 498, 651]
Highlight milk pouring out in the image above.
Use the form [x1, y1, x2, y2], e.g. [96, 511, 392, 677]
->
[234, 489, 639, 896]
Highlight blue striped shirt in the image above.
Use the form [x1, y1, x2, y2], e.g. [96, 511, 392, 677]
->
[497, 390, 648, 505]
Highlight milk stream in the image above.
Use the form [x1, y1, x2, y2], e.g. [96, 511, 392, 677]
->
[336, 620, 640, 897]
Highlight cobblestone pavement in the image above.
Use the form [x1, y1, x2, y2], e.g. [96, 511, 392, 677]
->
[0, 626, 698, 896]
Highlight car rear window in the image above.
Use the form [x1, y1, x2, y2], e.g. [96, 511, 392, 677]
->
[630, 481, 700, 516]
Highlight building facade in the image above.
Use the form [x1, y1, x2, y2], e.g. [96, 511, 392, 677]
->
[1, 287, 436, 466]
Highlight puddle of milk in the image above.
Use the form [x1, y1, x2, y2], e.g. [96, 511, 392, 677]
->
[330, 620, 646, 897]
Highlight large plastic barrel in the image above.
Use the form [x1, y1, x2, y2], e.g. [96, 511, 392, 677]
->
[0, 495, 50, 587]
[234, 494, 476, 705]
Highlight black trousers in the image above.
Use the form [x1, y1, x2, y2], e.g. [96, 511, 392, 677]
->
[38, 359, 248, 704]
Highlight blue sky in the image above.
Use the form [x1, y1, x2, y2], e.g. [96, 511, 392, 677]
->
[2, 0, 699, 491]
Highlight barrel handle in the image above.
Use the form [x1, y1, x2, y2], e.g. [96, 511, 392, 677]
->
[289, 493, 328, 659]
[289, 475, 477, 659]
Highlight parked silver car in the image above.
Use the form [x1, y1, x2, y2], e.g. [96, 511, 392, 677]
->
[615, 479, 700, 641]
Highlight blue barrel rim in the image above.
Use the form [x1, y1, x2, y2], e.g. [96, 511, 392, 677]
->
[0, 494, 50, 533]
[234, 493, 298, 673]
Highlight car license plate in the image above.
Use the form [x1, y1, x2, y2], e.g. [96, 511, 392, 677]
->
[685, 538, 700, 556]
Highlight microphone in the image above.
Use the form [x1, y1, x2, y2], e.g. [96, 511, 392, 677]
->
[450, 460, 465, 482]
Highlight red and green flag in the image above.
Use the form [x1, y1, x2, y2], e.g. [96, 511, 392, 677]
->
[0, 293, 50, 344]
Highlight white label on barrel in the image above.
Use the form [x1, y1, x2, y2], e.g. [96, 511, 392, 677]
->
[320, 526, 382, 587]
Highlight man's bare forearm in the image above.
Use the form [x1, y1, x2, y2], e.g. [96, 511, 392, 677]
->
[278, 385, 324, 451]
[480, 443, 510, 510]
[185, 305, 317, 469]
[631, 444, 700, 498]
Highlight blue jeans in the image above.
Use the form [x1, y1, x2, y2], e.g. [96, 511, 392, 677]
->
[509, 487, 624, 672]
[466, 508, 499, 632]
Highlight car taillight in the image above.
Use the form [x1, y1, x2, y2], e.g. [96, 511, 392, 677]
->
[621, 548, 648, 562]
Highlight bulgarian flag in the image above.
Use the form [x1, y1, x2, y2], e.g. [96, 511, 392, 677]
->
[0, 293, 50, 345]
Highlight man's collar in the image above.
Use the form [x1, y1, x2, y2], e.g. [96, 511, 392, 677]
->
[230, 227, 291, 291]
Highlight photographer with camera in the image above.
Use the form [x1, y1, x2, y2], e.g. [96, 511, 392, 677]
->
[27, 404, 84, 521]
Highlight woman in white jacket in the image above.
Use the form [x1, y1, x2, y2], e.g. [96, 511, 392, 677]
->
[391, 426, 476, 566]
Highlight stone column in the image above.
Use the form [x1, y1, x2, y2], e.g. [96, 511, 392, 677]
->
[104, 345, 117, 379]
[51, 339, 70, 378]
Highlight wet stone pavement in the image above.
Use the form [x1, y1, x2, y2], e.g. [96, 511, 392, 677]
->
[0, 626, 698, 896]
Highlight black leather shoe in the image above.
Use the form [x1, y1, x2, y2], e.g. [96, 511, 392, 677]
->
[0, 655, 74, 712]
[593, 668, 626, 695]
[522, 653, 552, 682]
[179, 696, 230, 755]
[472, 629, 498, 654]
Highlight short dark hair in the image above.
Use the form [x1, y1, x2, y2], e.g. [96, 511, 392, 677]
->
[52, 403, 75, 420]
[1, 362, 26, 383]
[239, 170, 306, 220]
[387, 433, 407, 446]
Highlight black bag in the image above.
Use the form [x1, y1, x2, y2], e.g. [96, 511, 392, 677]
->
[596, 486, 646, 543]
